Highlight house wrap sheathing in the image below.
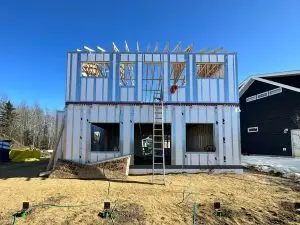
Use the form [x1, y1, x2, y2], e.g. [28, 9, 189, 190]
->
[55, 42, 242, 174]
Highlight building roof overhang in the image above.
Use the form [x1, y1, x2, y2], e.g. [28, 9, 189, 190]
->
[239, 70, 300, 97]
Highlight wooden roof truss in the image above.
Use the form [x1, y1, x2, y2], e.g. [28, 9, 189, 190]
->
[79, 42, 227, 85]
[120, 62, 135, 86]
[196, 63, 224, 78]
[171, 63, 186, 86]
[143, 41, 164, 101]
[170, 45, 193, 85]
[119, 40, 135, 86]
[78, 42, 230, 54]
[81, 62, 110, 77]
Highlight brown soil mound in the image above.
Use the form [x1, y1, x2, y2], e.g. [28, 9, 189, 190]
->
[111, 203, 146, 225]
[50, 156, 130, 179]
[0, 172, 300, 225]
[195, 201, 299, 225]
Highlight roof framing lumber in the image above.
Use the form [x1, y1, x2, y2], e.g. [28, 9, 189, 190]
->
[197, 63, 223, 77]
[112, 42, 119, 52]
[164, 42, 170, 52]
[136, 40, 140, 52]
[154, 41, 159, 52]
[147, 43, 151, 52]
[96, 46, 106, 52]
[172, 41, 182, 52]
[83, 46, 95, 52]
[199, 48, 210, 53]
[76, 42, 232, 54]
[184, 44, 193, 53]
[210, 47, 223, 53]
[125, 40, 130, 52]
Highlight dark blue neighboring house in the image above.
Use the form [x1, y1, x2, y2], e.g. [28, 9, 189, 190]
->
[239, 71, 300, 157]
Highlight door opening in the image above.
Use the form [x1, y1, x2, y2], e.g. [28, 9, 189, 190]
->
[134, 123, 171, 165]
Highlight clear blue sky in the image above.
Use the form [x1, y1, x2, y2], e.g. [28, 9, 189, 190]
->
[1, 0, 299, 110]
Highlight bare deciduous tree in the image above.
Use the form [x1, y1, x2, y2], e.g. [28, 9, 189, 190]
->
[0, 96, 56, 149]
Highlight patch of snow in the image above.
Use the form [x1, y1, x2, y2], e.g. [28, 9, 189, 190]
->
[242, 156, 300, 182]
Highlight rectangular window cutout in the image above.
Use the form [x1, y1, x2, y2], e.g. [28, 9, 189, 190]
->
[269, 87, 282, 96]
[196, 63, 224, 78]
[91, 123, 120, 152]
[170, 62, 186, 87]
[246, 95, 256, 102]
[120, 62, 135, 87]
[257, 91, 268, 99]
[81, 62, 109, 77]
[186, 124, 215, 152]
[247, 127, 258, 133]
[142, 63, 164, 102]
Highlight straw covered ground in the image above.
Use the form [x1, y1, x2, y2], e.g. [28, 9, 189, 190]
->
[0, 171, 300, 225]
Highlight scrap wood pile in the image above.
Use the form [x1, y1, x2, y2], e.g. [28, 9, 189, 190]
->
[50, 156, 130, 180]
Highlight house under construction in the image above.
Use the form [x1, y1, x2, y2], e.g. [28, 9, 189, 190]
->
[55, 41, 242, 174]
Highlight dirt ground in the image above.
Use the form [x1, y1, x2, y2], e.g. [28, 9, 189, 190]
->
[0, 160, 48, 179]
[0, 165, 300, 225]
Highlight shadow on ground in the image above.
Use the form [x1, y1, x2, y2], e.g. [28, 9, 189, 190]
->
[0, 160, 157, 185]
[79, 178, 162, 186]
[0, 159, 49, 179]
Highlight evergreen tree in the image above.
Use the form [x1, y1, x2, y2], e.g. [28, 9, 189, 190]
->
[0, 101, 16, 138]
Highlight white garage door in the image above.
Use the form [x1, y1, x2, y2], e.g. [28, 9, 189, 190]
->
[291, 129, 300, 157]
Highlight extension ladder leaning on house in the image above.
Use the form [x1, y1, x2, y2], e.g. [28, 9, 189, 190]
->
[152, 90, 166, 184]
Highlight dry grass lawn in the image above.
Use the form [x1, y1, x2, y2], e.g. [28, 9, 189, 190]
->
[0, 171, 300, 225]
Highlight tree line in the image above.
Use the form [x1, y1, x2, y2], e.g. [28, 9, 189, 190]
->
[0, 96, 56, 150]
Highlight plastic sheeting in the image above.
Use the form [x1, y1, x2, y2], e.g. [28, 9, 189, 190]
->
[9, 150, 40, 162]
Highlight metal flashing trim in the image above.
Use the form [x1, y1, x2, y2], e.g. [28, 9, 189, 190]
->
[65, 101, 240, 106]
[129, 165, 244, 169]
